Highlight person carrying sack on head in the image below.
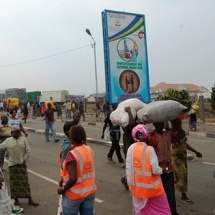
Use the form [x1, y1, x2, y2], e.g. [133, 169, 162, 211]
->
[126, 124, 171, 215]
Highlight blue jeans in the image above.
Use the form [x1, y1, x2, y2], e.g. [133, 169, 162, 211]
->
[62, 193, 95, 215]
[45, 121, 57, 141]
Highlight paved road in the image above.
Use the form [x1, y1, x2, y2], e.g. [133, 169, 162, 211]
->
[3, 118, 215, 215]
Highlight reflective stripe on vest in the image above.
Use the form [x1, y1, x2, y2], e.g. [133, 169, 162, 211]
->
[131, 144, 162, 188]
[69, 185, 95, 194]
[133, 145, 152, 176]
[134, 178, 162, 188]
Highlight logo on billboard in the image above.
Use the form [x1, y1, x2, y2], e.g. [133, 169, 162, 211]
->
[115, 18, 121, 27]
[138, 30, 144, 39]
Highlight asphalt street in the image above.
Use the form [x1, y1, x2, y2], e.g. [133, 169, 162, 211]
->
[2, 118, 215, 215]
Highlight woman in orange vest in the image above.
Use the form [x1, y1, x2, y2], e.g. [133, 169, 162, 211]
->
[57, 125, 96, 215]
[126, 124, 171, 215]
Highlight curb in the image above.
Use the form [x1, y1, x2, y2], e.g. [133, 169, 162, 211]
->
[38, 119, 215, 138]
[24, 127, 113, 146]
[186, 131, 215, 138]
[55, 119, 103, 127]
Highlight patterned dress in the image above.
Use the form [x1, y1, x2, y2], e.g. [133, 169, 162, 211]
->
[171, 130, 188, 193]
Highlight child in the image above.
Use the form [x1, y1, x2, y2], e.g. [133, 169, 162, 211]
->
[59, 121, 76, 163]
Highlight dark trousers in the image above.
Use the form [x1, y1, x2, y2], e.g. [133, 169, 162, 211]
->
[161, 172, 179, 215]
[107, 139, 124, 163]
[122, 133, 126, 159]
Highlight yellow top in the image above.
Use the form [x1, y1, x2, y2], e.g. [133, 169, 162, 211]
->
[191, 102, 200, 114]
[45, 101, 56, 109]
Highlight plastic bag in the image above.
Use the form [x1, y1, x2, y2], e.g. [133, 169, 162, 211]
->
[110, 98, 146, 127]
[137, 100, 187, 123]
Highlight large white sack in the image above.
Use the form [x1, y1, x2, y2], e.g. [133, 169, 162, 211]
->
[118, 98, 146, 110]
[137, 100, 187, 123]
[110, 98, 146, 127]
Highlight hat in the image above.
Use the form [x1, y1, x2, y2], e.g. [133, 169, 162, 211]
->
[132, 124, 148, 141]
[11, 125, 20, 132]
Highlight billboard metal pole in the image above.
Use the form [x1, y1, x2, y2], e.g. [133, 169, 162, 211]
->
[86, 29, 98, 102]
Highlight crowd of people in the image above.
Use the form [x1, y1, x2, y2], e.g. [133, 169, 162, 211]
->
[0, 99, 204, 215]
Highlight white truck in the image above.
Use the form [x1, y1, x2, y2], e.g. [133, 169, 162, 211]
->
[40, 90, 69, 103]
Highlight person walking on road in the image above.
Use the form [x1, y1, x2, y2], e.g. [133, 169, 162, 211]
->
[57, 125, 97, 215]
[0, 101, 3, 112]
[66, 100, 72, 118]
[59, 113, 81, 164]
[0, 115, 11, 170]
[44, 102, 59, 143]
[121, 106, 138, 189]
[8, 108, 28, 137]
[56, 103, 62, 119]
[171, 118, 202, 204]
[101, 104, 125, 168]
[78, 101, 85, 122]
[103, 101, 110, 117]
[0, 125, 39, 207]
[149, 122, 179, 215]
[126, 124, 171, 215]
[21, 103, 28, 123]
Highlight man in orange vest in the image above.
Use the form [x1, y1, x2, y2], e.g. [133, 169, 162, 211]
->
[57, 125, 96, 215]
[126, 124, 171, 215]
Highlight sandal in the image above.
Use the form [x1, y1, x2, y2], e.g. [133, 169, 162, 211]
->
[180, 199, 194, 204]
[28, 201, 39, 206]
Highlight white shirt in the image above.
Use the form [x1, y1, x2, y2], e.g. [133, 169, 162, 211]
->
[0, 136, 30, 167]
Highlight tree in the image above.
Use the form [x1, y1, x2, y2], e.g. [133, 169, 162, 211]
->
[211, 84, 215, 112]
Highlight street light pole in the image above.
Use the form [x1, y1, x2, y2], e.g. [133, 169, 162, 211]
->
[86, 29, 98, 102]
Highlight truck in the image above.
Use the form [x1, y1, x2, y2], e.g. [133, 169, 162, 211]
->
[40, 90, 69, 104]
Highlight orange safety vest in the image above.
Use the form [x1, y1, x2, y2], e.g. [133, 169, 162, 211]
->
[62, 144, 97, 200]
[129, 142, 164, 199]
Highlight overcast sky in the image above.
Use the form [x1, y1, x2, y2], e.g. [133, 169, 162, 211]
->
[0, 0, 214, 96]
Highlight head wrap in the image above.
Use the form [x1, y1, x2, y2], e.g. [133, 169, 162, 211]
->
[11, 125, 20, 132]
[132, 124, 148, 141]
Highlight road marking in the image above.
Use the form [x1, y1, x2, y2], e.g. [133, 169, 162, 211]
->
[4, 161, 103, 203]
[203, 162, 215, 166]
[28, 169, 103, 203]
[188, 138, 215, 143]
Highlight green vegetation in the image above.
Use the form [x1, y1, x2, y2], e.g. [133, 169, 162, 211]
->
[160, 88, 192, 109]
[211, 84, 215, 112]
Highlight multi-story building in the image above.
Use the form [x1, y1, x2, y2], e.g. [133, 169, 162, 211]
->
[6, 88, 26, 98]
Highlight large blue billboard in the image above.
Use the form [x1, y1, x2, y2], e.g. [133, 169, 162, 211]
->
[102, 10, 151, 104]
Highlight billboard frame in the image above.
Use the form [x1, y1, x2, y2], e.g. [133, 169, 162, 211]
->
[102, 9, 151, 104]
